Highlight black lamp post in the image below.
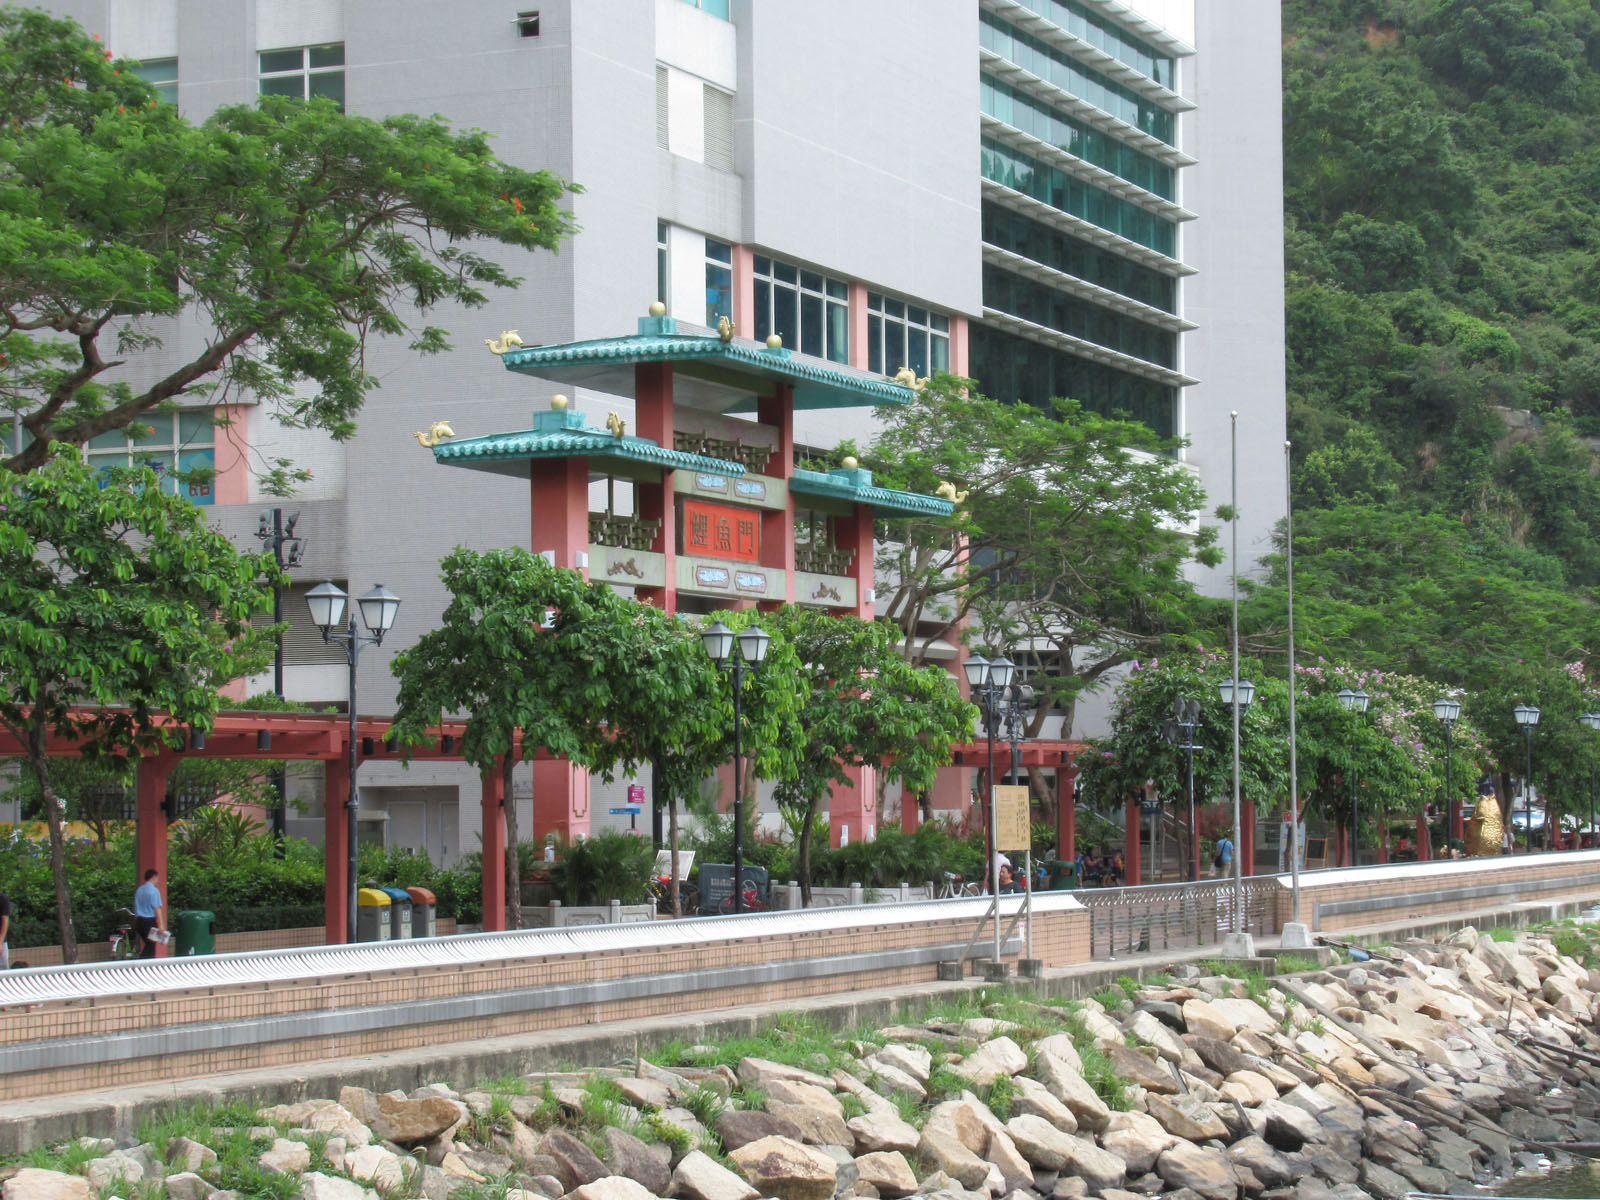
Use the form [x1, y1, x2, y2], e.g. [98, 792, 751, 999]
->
[1336, 687, 1370, 866]
[1162, 698, 1202, 882]
[307, 580, 400, 943]
[256, 510, 306, 843]
[963, 653, 1016, 895]
[702, 620, 770, 914]
[1514, 702, 1540, 851]
[1433, 696, 1460, 849]
[1581, 712, 1600, 849]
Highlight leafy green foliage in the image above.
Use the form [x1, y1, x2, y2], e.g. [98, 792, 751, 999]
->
[547, 831, 656, 907]
[0, 8, 576, 486]
[862, 374, 1222, 732]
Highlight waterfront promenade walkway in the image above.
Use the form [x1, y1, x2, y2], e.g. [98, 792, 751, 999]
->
[3, 850, 1599, 1152]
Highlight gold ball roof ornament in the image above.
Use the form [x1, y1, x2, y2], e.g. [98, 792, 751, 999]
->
[648, 301, 667, 317]
[766, 334, 783, 349]
[551, 394, 570, 410]
[841, 456, 858, 469]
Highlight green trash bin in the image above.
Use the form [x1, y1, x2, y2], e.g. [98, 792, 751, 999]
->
[1048, 861, 1078, 890]
[173, 910, 215, 956]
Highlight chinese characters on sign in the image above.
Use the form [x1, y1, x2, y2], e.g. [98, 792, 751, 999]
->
[682, 498, 761, 564]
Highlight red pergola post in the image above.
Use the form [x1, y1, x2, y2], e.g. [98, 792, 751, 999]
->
[1123, 796, 1141, 886]
[1241, 802, 1256, 876]
[136, 754, 175, 956]
[324, 754, 351, 944]
[1058, 761, 1077, 867]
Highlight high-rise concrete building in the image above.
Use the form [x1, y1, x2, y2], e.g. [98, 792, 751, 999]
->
[26, 0, 1285, 860]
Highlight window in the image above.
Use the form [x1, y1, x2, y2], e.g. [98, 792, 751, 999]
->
[983, 202, 1176, 312]
[705, 238, 733, 327]
[657, 222, 670, 307]
[969, 325, 1176, 438]
[655, 65, 669, 150]
[754, 256, 847, 363]
[133, 57, 177, 105]
[983, 264, 1175, 367]
[259, 44, 345, 110]
[703, 84, 733, 171]
[85, 410, 217, 506]
[516, 10, 540, 37]
[677, 0, 731, 18]
[868, 293, 950, 377]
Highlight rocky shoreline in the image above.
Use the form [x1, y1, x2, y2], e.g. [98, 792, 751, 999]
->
[5, 924, 1600, 1200]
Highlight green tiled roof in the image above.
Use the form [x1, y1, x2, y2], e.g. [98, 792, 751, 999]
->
[498, 318, 917, 411]
[433, 412, 746, 478]
[791, 467, 955, 518]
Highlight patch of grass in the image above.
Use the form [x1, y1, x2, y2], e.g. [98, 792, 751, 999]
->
[1115, 974, 1142, 1001]
[925, 1065, 967, 1101]
[1275, 954, 1319, 975]
[1144, 972, 1173, 987]
[681, 1084, 726, 1126]
[657, 1011, 851, 1073]
[921, 993, 990, 1025]
[519, 1083, 562, 1132]
[733, 1086, 767, 1112]
[1487, 927, 1517, 943]
[1308, 1017, 1327, 1036]
[981, 1074, 1016, 1122]
[578, 1079, 635, 1136]
[1090, 986, 1128, 1012]
[16, 1140, 108, 1173]
[839, 1092, 868, 1121]
[890, 1089, 925, 1128]
[215, 1156, 302, 1200]
[1076, 1043, 1133, 1111]
[135, 1100, 266, 1153]
[641, 1114, 693, 1158]
[476, 1074, 530, 1095]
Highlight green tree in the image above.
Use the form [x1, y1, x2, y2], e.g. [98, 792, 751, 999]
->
[389, 548, 614, 929]
[762, 606, 974, 904]
[0, 448, 275, 960]
[0, 8, 576, 486]
[863, 374, 1222, 730]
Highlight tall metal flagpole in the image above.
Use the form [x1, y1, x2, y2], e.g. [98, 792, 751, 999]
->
[1231, 412, 1243, 933]
[1285, 441, 1301, 922]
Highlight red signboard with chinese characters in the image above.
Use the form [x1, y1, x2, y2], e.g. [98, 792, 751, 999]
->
[682, 498, 761, 563]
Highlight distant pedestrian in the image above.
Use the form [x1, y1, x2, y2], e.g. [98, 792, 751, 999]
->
[133, 869, 165, 959]
[0, 889, 10, 969]
[1213, 835, 1234, 877]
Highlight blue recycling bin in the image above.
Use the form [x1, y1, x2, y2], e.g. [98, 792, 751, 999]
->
[380, 887, 412, 939]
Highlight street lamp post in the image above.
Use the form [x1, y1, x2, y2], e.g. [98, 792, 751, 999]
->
[964, 652, 1015, 966]
[1217, 676, 1254, 932]
[1513, 703, 1540, 852]
[307, 581, 401, 944]
[256, 510, 306, 843]
[1162, 699, 1202, 881]
[701, 621, 771, 914]
[1433, 697, 1461, 851]
[1580, 712, 1600, 849]
[1335, 688, 1370, 866]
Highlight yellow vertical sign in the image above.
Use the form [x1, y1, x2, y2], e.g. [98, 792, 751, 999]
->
[994, 785, 1031, 850]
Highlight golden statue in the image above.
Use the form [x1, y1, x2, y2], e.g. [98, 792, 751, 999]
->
[605, 412, 627, 438]
[716, 315, 736, 343]
[1466, 796, 1505, 857]
[935, 480, 969, 504]
[413, 421, 455, 448]
[485, 330, 523, 355]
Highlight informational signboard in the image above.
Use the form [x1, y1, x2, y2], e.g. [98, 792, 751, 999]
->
[995, 785, 1031, 851]
[682, 498, 761, 563]
[626, 784, 645, 807]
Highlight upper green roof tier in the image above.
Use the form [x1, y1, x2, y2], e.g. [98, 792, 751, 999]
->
[496, 316, 918, 412]
[791, 466, 955, 519]
[432, 406, 746, 480]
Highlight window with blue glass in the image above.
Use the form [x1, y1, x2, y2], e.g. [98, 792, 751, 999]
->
[982, 136, 1176, 258]
[658, 222, 669, 306]
[677, 0, 730, 18]
[753, 256, 847, 363]
[983, 265, 1174, 367]
[85, 410, 218, 505]
[705, 238, 733, 327]
[981, 76, 1174, 199]
[133, 57, 177, 104]
[1012, 0, 1174, 87]
[983, 203, 1175, 312]
[259, 44, 344, 110]
[980, 12, 1174, 144]
[970, 326, 1175, 439]
[868, 294, 950, 377]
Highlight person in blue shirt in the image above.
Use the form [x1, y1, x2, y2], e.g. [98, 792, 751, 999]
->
[1213, 836, 1234, 877]
[133, 869, 165, 959]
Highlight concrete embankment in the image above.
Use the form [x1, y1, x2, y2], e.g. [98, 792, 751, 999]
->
[4, 923, 1600, 1200]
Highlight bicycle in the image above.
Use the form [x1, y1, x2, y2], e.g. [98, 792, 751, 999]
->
[645, 875, 700, 917]
[108, 908, 141, 960]
[934, 872, 983, 899]
[717, 883, 768, 914]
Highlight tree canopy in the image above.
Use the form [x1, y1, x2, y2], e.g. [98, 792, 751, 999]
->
[0, 7, 576, 488]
